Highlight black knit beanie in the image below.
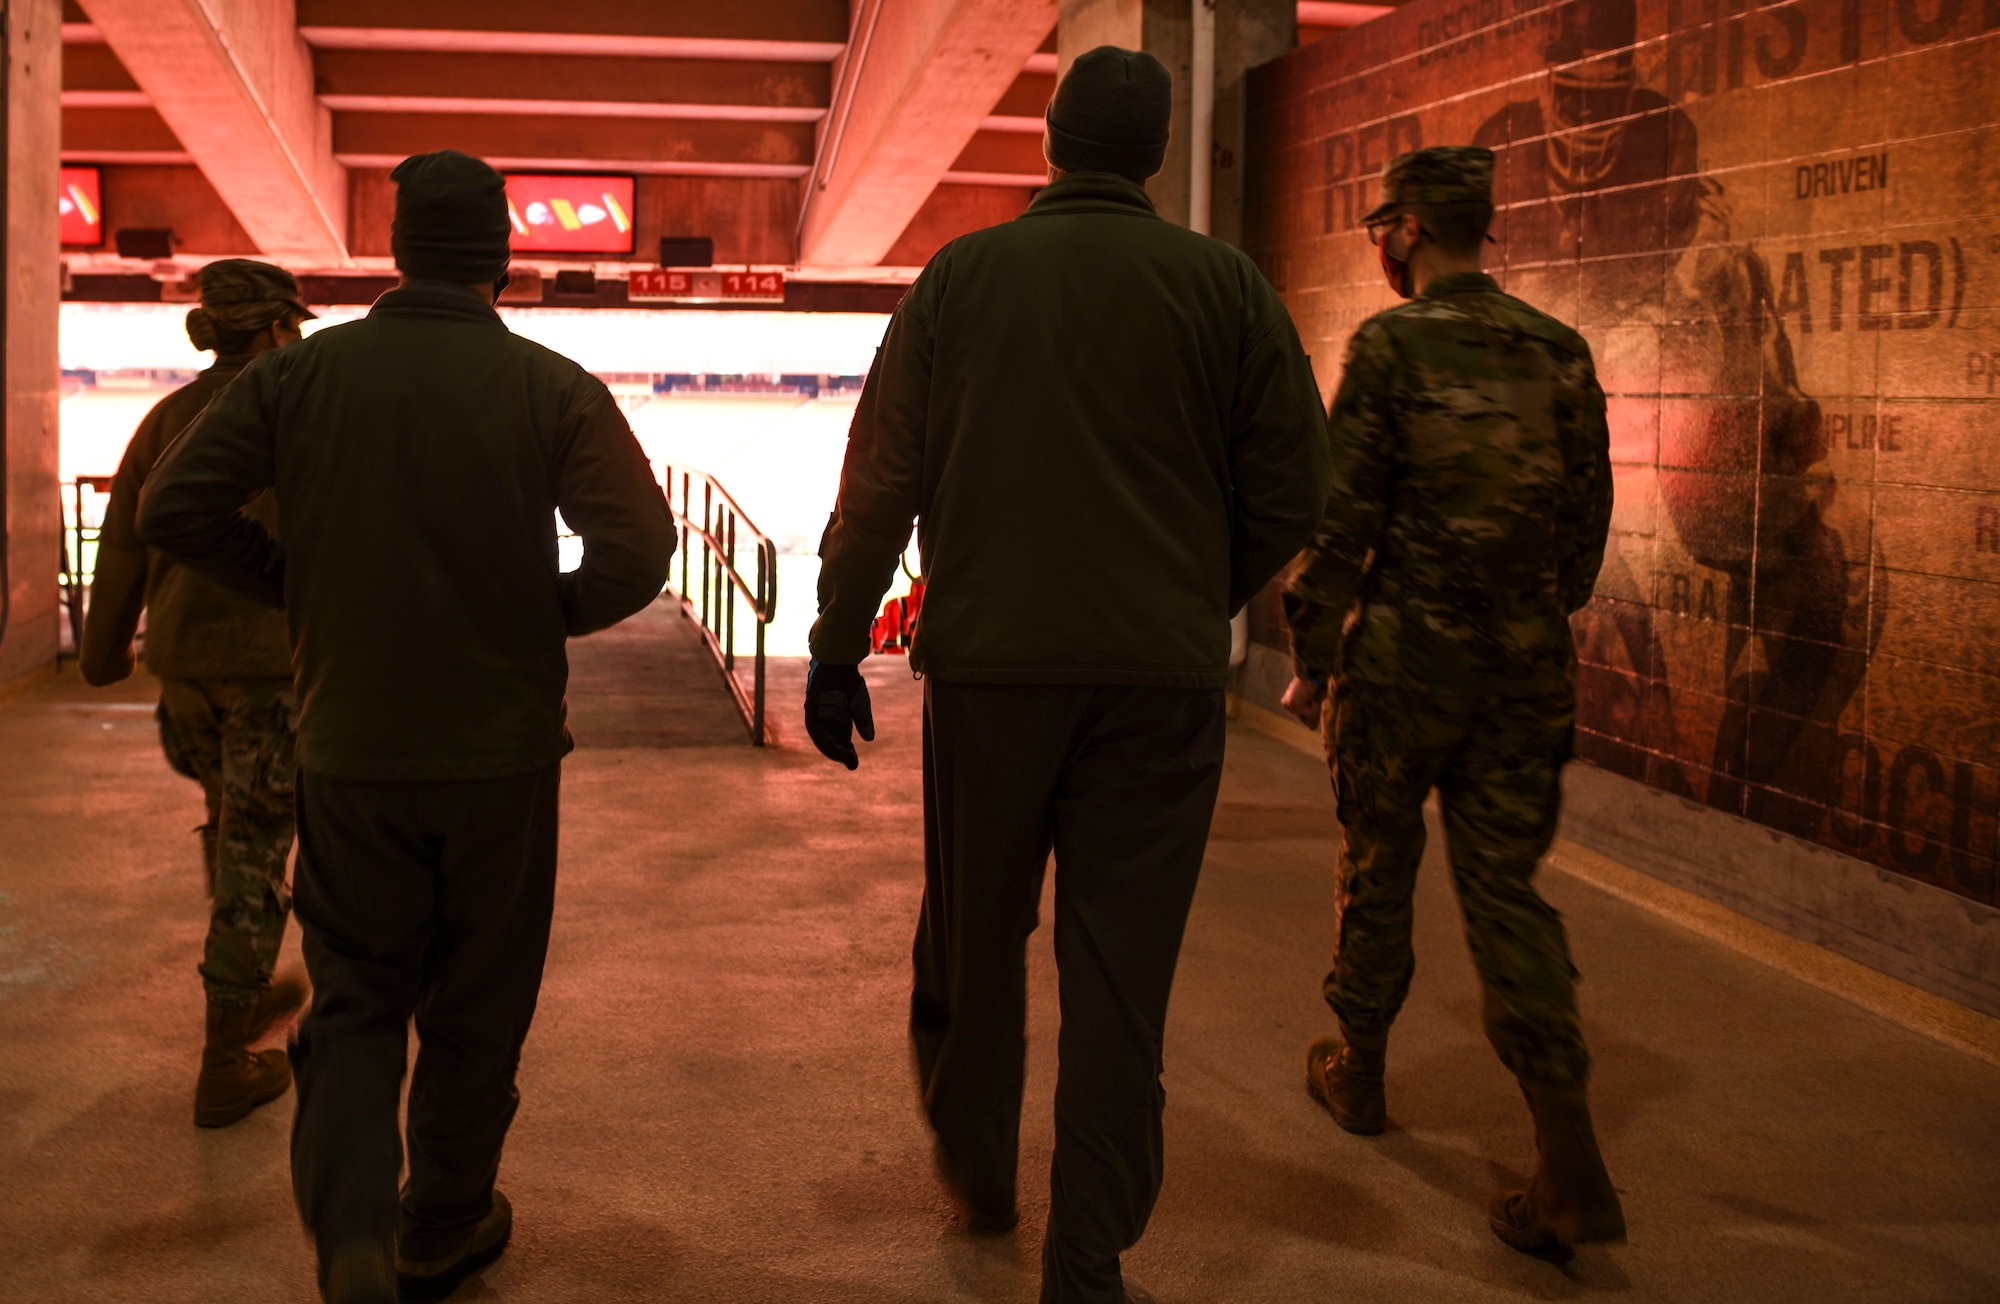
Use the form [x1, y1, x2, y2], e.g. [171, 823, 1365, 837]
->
[390, 150, 512, 283]
[1044, 46, 1173, 181]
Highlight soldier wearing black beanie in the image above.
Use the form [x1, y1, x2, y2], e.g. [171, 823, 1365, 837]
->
[1043, 46, 1174, 181]
[390, 149, 513, 286]
[142, 147, 675, 1304]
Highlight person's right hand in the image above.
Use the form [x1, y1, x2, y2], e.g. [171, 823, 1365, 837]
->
[804, 661, 875, 770]
[1280, 676, 1327, 727]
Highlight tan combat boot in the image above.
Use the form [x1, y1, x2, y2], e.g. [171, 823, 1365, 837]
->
[1489, 1080, 1626, 1253]
[245, 968, 310, 1043]
[194, 999, 293, 1128]
[1304, 1022, 1388, 1135]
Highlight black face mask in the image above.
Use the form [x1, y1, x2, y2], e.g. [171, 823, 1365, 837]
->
[493, 271, 511, 300]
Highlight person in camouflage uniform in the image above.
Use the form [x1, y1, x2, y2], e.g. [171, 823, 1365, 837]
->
[80, 259, 314, 1128]
[1279, 146, 1624, 1254]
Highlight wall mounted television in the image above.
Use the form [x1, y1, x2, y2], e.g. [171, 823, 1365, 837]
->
[60, 165, 102, 247]
[504, 174, 636, 255]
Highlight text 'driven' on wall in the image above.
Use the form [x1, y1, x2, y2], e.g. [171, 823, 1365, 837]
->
[1245, 0, 2000, 903]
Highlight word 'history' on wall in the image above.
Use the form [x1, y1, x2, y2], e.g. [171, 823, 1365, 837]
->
[1246, 0, 2000, 903]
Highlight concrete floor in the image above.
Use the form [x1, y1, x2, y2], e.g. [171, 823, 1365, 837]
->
[2, 624, 1998, 1303]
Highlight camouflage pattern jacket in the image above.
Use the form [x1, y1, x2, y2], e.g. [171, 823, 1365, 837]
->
[1282, 272, 1613, 697]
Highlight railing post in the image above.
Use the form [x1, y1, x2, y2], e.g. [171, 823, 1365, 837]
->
[723, 510, 737, 672]
[679, 471, 691, 609]
[752, 539, 771, 746]
[701, 482, 714, 633]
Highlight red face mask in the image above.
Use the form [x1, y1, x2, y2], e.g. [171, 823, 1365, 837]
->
[1378, 239, 1414, 300]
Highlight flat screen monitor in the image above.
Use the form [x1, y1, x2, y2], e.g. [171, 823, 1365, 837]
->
[60, 166, 102, 247]
[504, 174, 635, 255]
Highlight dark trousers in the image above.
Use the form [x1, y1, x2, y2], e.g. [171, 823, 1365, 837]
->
[912, 681, 1226, 1304]
[289, 764, 561, 1269]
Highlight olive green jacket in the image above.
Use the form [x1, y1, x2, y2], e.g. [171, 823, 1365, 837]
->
[138, 282, 676, 781]
[81, 360, 294, 686]
[1282, 272, 1614, 696]
[811, 173, 1330, 687]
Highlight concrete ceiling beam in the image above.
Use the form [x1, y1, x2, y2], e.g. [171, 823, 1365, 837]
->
[312, 50, 830, 124]
[296, 0, 850, 61]
[300, 30, 843, 64]
[61, 106, 191, 164]
[1295, 1, 1396, 28]
[799, 0, 1057, 269]
[60, 39, 146, 108]
[332, 113, 814, 179]
[78, 0, 349, 263]
[993, 71, 1057, 118]
[949, 131, 1048, 181]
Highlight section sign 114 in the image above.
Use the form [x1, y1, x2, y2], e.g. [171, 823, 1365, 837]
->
[629, 270, 787, 304]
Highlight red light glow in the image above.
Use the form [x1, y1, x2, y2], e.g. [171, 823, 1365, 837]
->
[504, 174, 635, 254]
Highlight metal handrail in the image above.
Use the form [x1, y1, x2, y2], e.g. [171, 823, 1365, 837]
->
[59, 477, 115, 659]
[65, 470, 779, 747]
[659, 466, 778, 745]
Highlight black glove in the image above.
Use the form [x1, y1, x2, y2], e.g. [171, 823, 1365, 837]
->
[805, 661, 875, 770]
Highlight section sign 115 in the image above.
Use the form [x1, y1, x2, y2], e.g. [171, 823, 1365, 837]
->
[505, 174, 634, 254]
[629, 270, 787, 304]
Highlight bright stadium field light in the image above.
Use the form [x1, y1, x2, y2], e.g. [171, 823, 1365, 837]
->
[58, 302, 896, 655]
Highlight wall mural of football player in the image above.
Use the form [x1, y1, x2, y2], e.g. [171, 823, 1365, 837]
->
[1472, 0, 1879, 838]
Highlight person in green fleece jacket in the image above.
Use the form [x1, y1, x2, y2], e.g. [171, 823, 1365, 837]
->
[805, 46, 1330, 1304]
[139, 151, 675, 1304]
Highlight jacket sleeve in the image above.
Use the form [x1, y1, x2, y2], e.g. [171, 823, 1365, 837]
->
[551, 389, 677, 637]
[136, 357, 286, 608]
[808, 269, 938, 665]
[1554, 339, 1614, 614]
[78, 410, 163, 685]
[1280, 321, 1398, 678]
[1226, 295, 1333, 615]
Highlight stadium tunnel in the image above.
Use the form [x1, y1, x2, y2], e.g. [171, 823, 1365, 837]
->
[3, 1, 1999, 1300]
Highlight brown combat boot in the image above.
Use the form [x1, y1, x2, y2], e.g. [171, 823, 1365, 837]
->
[1304, 1022, 1388, 1135]
[1489, 1080, 1626, 1254]
[245, 968, 309, 1043]
[194, 999, 293, 1128]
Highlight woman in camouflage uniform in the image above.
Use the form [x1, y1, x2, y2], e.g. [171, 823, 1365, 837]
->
[81, 259, 312, 1128]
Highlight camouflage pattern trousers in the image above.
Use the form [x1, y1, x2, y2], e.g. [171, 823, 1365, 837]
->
[157, 677, 298, 1008]
[1322, 677, 1591, 1087]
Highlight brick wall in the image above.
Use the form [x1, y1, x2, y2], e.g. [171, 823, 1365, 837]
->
[1245, 0, 2000, 904]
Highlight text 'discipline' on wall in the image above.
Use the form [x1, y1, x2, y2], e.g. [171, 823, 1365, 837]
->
[1245, 0, 2000, 904]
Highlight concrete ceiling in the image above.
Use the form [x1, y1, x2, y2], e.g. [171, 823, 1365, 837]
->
[59, 0, 1387, 283]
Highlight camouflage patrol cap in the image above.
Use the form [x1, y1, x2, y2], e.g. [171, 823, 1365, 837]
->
[194, 258, 316, 330]
[1362, 146, 1496, 223]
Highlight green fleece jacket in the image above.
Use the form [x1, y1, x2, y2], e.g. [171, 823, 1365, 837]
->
[81, 359, 293, 686]
[810, 173, 1330, 687]
[137, 281, 675, 781]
